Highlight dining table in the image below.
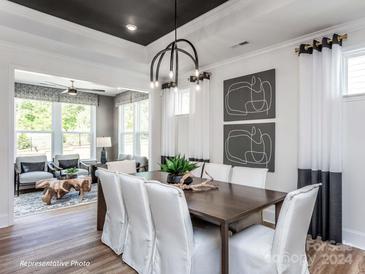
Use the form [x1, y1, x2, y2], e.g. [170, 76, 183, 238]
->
[96, 170, 287, 274]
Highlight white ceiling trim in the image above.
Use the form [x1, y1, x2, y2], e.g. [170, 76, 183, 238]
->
[197, 16, 365, 71]
[0, 0, 145, 51]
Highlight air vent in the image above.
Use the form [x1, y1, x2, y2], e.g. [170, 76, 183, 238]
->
[232, 41, 249, 48]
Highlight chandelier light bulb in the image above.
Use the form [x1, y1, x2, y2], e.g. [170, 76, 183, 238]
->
[169, 70, 174, 79]
[174, 86, 178, 92]
[196, 83, 201, 91]
[195, 69, 199, 77]
[150, 82, 155, 89]
[155, 81, 159, 87]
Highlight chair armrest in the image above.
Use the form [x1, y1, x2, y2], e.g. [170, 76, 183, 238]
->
[79, 161, 91, 171]
[136, 164, 148, 172]
[47, 162, 58, 173]
[49, 162, 63, 171]
[14, 163, 21, 175]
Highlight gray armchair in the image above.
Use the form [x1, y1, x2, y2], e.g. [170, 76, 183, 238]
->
[51, 154, 90, 177]
[15, 155, 54, 196]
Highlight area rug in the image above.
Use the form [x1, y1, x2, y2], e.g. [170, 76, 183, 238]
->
[14, 184, 97, 218]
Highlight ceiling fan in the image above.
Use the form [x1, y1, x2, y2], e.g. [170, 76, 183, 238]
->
[40, 80, 106, 96]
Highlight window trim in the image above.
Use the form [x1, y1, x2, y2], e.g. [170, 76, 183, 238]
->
[118, 100, 149, 157]
[343, 48, 365, 98]
[15, 98, 96, 160]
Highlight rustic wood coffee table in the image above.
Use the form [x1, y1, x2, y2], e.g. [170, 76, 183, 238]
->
[36, 176, 92, 205]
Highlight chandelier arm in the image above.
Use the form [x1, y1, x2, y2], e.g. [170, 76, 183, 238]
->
[175, 45, 179, 86]
[169, 41, 176, 76]
[150, 48, 172, 82]
[176, 48, 198, 67]
[156, 42, 174, 82]
[176, 39, 199, 69]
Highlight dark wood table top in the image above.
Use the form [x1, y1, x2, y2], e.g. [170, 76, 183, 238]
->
[136, 171, 287, 225]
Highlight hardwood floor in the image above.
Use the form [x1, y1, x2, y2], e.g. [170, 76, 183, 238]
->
[0, 202, 364, 274]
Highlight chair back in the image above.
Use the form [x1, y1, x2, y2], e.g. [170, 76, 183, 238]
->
[190, 161, 204, 178]
[98, 169, 126, 224]
[118, 154, 132, 160]
[107, 160, 136, 173]
[202, 163, 232, 182]
[98, 169, 126, 254]
[119, 173, 154, 274]
[146, 181, 194, 274]
[54, 154, 80, 167]
[16, 155, 48, 172]
[134, 155, 149, 171]
[272, 184, 320, 274]
[230, 166, 268, 188]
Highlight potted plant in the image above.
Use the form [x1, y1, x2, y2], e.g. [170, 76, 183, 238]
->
[65, 167, 78, 179]
[160, 155, 198, 184]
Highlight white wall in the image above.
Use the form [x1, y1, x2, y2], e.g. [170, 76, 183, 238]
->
[208, 46, 299, 193]
[343, 96, 365, 249]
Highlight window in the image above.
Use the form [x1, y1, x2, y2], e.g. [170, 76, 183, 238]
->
[15, 99, 53, 159]
[15, 98, 95, 160]
[346, 53, 365, 95]
[62, 103, 92, 159]
[174, 88, 190, 115]
[118, 100, 149, 157]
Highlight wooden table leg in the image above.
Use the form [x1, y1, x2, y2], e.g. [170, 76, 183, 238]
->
[97, 180, 106, 231]
[275, 200, 284, 226]
[220, 222, 229, 274]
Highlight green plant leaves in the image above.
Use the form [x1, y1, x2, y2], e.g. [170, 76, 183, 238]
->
[160, 155, 198, 175]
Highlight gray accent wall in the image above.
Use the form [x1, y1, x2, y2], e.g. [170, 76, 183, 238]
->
[96, 95, 116, 161]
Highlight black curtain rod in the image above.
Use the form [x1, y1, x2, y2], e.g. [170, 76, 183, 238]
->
[295, 33, 347, 54]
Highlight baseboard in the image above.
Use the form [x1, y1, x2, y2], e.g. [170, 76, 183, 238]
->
[263, 206, 275, 224]
[343, 228, 365, 251]
[0, 214, 10, 228]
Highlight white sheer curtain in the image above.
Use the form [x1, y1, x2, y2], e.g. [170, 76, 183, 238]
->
[298, 35, 343, 243]
[161, 87, 176, 159]
[188, 78, 210, 161]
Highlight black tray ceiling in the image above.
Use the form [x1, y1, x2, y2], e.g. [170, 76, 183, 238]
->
[8, 0, 228, 46]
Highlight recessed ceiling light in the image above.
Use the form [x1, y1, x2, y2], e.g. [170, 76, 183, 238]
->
[126, 24, 137, 31]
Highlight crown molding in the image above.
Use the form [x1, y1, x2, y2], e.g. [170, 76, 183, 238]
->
[201, 17, 365, 71]
[0, 1, 146, 53]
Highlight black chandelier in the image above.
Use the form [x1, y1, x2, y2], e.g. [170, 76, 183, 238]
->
[150, 0, 200, 91]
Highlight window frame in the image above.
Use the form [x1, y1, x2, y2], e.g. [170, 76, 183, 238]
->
[174, 87, 190, 116]
[343, 49, 365, 98]
[61, 103, 96, 160]
[118, 99, 149, 157]
[15, 98, 96, 160]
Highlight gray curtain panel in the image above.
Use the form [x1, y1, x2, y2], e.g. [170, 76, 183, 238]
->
[298, 170, 342, 243]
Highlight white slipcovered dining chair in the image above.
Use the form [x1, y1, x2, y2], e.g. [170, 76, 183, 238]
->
[145, 181, 221, 274]
[229, 166, 269, 233]
[119, 173, 154, 274]
[202, 163, 232, 182]
[98, 169, 127, 255]
[106, 160, 136, 173]
[190, 161, 205, 178]
[230, 166, 268, 188]
[229, 184, 320, 274]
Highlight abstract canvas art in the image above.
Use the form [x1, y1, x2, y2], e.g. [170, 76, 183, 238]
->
[224, 69, 275, 121]
[223, 123, 275, 172]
